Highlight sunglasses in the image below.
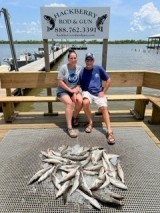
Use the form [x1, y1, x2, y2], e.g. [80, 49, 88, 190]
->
[86, 58, 93, 61]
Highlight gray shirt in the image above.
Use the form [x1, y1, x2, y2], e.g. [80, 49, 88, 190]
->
[56, 64, 82, 94]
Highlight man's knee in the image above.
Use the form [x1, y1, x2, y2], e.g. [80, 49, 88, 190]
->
[99, 106, 108, 113]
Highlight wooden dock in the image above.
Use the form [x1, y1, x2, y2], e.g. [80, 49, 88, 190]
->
[19, 47, 69, 71]
[0, 47, 69, 97]
[0, 109, 160, 148]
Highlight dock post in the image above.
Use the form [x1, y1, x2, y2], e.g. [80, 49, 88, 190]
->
[102, 39, 108, 69]
[44, 39, 53, 114]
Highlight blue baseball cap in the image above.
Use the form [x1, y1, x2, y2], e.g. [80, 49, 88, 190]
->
[85, 53, 94, 60]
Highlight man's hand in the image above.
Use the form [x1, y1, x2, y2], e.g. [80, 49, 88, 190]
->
[98, 91, 105, 97]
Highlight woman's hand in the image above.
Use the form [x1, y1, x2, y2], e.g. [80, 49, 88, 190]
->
[72, 93, 77, 103]
[71, 87, 79, 94]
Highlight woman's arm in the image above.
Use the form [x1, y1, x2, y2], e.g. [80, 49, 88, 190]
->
[58, 80, 79, 94]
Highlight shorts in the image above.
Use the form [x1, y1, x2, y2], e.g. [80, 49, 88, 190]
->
[56, 91, 73, 99]
[82, 91, 108, 108]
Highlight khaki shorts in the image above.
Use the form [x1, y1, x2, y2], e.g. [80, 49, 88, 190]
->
[82, 91, 108, 108]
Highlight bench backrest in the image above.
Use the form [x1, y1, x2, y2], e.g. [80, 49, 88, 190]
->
[0, 72, 58, 88]
[0, 71, 145, 89]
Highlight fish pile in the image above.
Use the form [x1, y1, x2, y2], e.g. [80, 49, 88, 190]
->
[28, 144, 127, 210]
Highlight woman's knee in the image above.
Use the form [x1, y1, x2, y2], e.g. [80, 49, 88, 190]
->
[83, 98, 89, 105]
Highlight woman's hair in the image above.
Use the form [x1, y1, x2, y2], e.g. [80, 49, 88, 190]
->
[68, 49, 77, 59]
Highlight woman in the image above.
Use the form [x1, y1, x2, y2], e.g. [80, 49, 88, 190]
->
[56, 50, 82, 138]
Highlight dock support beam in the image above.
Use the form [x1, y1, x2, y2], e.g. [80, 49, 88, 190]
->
[43, 39, 53, 114]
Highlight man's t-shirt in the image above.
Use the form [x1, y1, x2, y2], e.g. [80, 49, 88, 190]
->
[79, 65, 109, 96]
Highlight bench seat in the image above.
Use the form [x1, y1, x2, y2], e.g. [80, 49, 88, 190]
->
[0, 94, 149, 123]
[147, 96, 160, 124]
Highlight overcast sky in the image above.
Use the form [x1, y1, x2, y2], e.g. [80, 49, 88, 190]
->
[0, 0, 160, 41]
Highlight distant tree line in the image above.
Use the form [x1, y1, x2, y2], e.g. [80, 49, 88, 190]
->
[0, 39, 148, 44]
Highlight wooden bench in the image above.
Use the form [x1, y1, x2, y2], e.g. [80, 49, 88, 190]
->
[147, 96, 160, 124]
[0, 71, 157, 123]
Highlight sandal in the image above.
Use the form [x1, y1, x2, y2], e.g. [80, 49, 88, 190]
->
[67, 128, 78, 138]
[85, 123, 93, 133]
[72, 117, 79, 127]
[106, 132, 115, 145]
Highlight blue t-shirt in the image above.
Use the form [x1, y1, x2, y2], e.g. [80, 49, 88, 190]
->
[79, 65, 109, 96]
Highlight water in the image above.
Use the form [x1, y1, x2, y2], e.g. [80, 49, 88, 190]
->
[1, 43, 160, 71]
[1, 43, 160, 112]
[50, 44, 160, 71]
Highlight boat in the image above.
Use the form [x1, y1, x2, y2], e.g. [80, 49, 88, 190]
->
[34, 47, 45, 60]
[3, 52, 35, 71]
[69, 44, 87, 50]
[34, 44, 61, 60]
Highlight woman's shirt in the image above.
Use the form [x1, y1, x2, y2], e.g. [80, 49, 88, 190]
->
[56, 64, 82, 94]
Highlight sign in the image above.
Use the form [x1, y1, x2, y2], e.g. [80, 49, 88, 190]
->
[40, 7, 110, 39]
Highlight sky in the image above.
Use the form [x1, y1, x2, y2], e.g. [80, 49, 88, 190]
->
[0, 0, 160, 41]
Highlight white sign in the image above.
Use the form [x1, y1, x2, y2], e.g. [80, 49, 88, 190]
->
[40, 7, 110, 39]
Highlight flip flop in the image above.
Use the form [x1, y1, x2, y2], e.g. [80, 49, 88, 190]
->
[107, 132, 115, 145]
[85, 123, 93, 133]
[67, 128, 78, 138]
[72, 117, 79, 127]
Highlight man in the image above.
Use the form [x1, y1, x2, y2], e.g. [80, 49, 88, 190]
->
[79, 53, 115, 145]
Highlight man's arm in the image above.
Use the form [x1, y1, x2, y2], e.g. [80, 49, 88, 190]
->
[103, 78, 111, 93]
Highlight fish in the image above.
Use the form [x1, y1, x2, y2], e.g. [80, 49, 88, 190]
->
[41, 150, 52, 158]
[102, 157, 109, 172]
[52, 150, 61, 157]
[91, 146, 104, 150]
[70, 148, 90, 156]
[99, 173, 110, 189]
[42, 158, 62, 164]
[109, 176, 128, 190]
[79, 171, 92, 196]
[96, 14, 107, 32]
[84, 164, 102, 171]
[83, 170, 99, 176]
[90, 176, 105, 191]
[92, 190, 123, 206]
[51, 174, 61, 190]
[90, 170, 105, 191]
[42, 150, 69, 163]
[77, 189, 101, 210]
[80, 154, 91, 168]
[49, 154, 69, 163]
[43, 15, 55, 31]
[103, 151, 117, 178]
[117, 161, 125, 183]
[29, 144, 127, 210]
[58, 145, 69, 153]
[69, 170, 80, 196]
[28, 166, 52, 185]
[59, 166, 79, 184]
[91, 149, 103, 165]
[38, 166, 55, 183]
[105, 188, 124, 200]
[56, 180, 71, 199]
[59, 164, 78, 172]
[63, 152, 89, 161]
